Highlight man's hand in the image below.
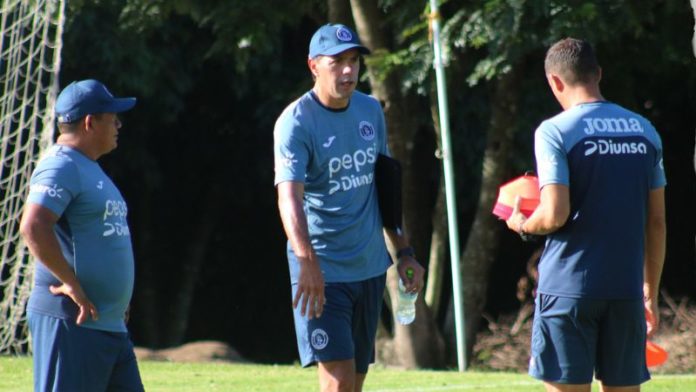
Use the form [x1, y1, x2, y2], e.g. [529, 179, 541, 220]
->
[397, 256, 425, 294]
[645, 297, 660, 338]
[21, 203, 99, 325]
[294, 257, 325, 320]
[505, 196, 527, 234]
[49, 282, 98, 325]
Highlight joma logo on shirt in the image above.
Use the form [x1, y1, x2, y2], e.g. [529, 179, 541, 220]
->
[584, 139, 647, 156]
[582, 117, 644, 135]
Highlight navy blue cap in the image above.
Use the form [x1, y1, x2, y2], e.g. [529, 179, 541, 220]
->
[308, 24, 370, 59]
[55, 79, 136, 123]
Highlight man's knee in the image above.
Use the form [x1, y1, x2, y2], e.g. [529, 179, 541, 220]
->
[319, 360, 357, 392]
[544, 381, 591, 392]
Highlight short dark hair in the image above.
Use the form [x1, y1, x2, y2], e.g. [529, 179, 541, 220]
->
[544, 38, 600, 85]
[57, 120, 81, 134]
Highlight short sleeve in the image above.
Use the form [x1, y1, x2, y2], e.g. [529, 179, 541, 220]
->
[648, 126, 667, 189]
[535, 121, 569, 188]
[273, 107, 311, 186]
[26, 156, 80, 216]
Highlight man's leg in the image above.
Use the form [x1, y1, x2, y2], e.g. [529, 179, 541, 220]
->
[28, 311, 112, 392]
[544, 381, 591, 392]
[529, 295, 600, 387]
[599, 385, 640, 392]
[291, 282, 358, 390]
[318, 359, 356, 392]
[106, 333, 144, 392]
[351, 274, 386, 392]
[354, 372, 367, 391]
[595, 300, 649, 389]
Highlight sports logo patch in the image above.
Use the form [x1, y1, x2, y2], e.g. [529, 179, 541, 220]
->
[279, 152, 298, 168]
[310, 328, 329, 350]
[358, 121, 375, 141]
[30, 183, 64, 199]
[336, 27, 353, 42]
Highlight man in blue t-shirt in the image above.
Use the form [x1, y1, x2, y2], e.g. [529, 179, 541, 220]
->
[20, 79, 144, 391]
[506, 38, 666, 391]
[274, 24, 424, 391]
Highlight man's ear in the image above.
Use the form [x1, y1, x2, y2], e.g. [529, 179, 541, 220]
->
[83, 114, 94, 131]
[308, 57, 318, 78]
[547, 74, 564, 94]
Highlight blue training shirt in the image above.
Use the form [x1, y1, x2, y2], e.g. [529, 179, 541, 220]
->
[26, 145, 135, 332]
[274, 90, 392, 284]
[535, 101, 666, 300]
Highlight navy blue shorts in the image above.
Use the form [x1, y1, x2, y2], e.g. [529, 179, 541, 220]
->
[292, 273, 386, 373]
[529, 294, 650, 386]
[29, 311, 144, 392]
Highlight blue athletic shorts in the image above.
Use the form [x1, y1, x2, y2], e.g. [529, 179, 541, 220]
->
[292, 273, 386, 373]
[28, 311, 144, 392]
[529, 294, 650, 386]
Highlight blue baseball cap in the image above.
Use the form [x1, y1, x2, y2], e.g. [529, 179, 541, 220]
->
[55, 79, 136, 123]
[308, 24, 370, 59]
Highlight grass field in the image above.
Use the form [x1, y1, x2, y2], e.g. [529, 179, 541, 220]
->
[2, 356, 695, 391]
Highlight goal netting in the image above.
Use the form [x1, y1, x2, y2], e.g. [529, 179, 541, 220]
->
[0, 0, 64, 354]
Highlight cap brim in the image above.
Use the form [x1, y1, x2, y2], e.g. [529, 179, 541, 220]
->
[313, 44, 370, 58]
[106, 97, 136, 113]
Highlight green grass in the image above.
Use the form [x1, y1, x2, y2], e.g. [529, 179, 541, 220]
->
[1, 356, 695, 391]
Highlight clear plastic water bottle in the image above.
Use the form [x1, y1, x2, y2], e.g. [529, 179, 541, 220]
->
[395, 268, 417, 325]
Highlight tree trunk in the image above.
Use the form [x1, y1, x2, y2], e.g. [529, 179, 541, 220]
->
[691, 0, 696, 273]
[447, 67, 522, 363]
[162, 187, 224, 346]
[691, 0, 696, 58]
[425, 91, 447, 313]
[349, 0, 445, 368]
[425, 185, 447, 312]
[327, 0, 352, 26]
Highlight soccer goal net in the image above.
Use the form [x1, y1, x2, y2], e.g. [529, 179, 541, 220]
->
[0, 0, 64, 354]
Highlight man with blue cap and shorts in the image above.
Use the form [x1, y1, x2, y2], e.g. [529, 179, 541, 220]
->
[506, 38, 666, 391]
[20, 79, 144, 391]
[274, 24, 425, 391]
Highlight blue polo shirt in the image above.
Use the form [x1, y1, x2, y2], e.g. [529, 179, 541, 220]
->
[535, 101, 666, 299]
[26, 145, 135, 332]
[274, 91, 392, 284]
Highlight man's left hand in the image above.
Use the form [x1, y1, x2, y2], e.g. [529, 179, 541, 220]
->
[397, 256, 425, 294]
[505, 196, 527, 234]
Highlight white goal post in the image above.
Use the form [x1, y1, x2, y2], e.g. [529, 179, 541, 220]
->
[0, 0, 64, 354]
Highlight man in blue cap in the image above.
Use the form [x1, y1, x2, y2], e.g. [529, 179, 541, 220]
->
[20, 79, 144, 391]
[274, 24, 424, 391]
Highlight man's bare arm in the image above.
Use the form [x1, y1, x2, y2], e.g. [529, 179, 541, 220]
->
[277, 181, 325, 319]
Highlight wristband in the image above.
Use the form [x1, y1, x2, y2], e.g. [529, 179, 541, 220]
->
[396, 246, 415, 259]
[517, 219, 527, 234]
[518, 219, 534, 242]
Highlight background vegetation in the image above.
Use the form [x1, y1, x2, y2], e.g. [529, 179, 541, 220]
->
[54, 0, 696, 368]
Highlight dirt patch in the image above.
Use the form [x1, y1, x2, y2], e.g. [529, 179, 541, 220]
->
[471, 296, 696, 374]
[135, 340, 247, 363]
